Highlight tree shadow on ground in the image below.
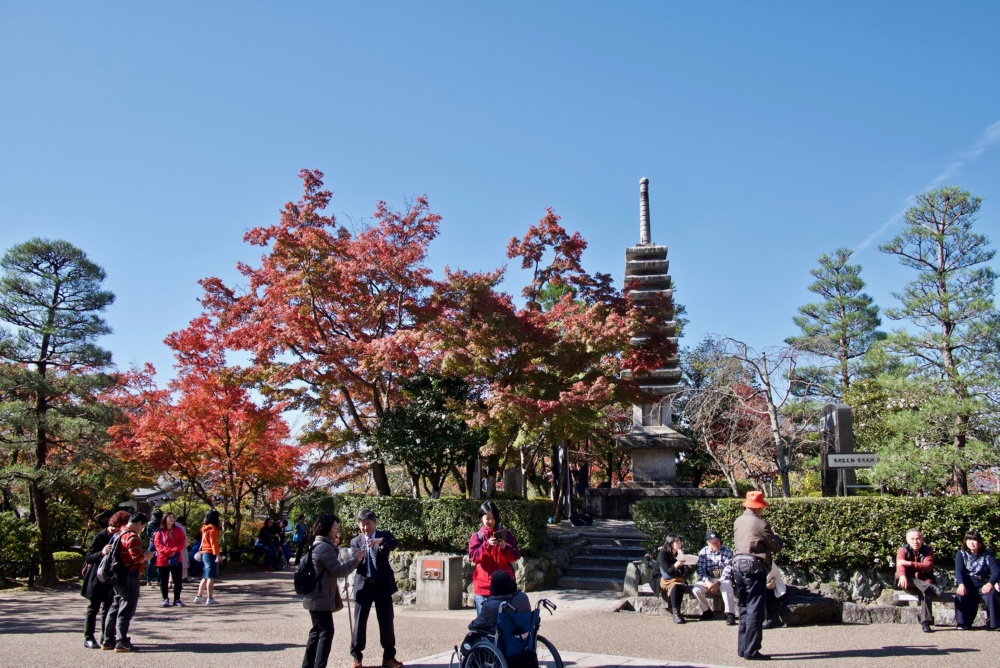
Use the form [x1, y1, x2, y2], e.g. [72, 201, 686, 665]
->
[142, 641, 299, 653]
[771, 644, 979, 661]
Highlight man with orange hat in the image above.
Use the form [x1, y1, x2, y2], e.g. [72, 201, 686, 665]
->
[731, 491, 782, 661]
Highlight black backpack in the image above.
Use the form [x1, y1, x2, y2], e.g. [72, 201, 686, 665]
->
[294, 544, 320, 595]
[97, 531, 127, 584]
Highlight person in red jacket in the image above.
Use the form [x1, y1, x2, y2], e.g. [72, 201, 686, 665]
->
[468, 501, 521, 614]
[153, 512, 187, 607]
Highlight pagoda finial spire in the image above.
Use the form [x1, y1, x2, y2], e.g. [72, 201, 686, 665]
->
[639, 177, 651, 244]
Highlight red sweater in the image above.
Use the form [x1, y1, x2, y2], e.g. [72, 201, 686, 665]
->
[468, 527, 521, 596]
[118, 530, 147, 571]
[153, 526, 186, 567]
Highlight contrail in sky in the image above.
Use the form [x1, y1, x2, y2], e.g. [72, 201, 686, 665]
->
[856, 119, 1000, 250]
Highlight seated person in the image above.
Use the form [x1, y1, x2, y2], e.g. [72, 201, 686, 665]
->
[468, 570, 531, 633]
[652, 533, 692, 624]
[954, 530, 1000, 630]
[895, 528, 941, 633]
[691, 529, 737, 625]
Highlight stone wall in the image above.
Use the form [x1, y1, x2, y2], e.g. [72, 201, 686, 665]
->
[624, 555, 978, 626]
[387, 546, 577, 607]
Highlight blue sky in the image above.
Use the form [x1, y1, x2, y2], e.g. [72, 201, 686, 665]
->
[2, 2, 999, 380]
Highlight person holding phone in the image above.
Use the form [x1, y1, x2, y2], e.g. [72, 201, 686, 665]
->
[349, 508, 403, 668]
[468, 500, 521, 614]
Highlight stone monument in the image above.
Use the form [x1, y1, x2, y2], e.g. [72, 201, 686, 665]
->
[585, 178, 727, 518]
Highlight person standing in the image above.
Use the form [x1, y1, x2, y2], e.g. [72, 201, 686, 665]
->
[954, 530, 1000, 630]
[153, 512, 186, 607]
[691, 529, 736, 625]
[293, 514, 308, 565]
[175, 515, 190, 582]
[103, 512, 153, 652]
[300, 514, 363, 668]
[895, 528, 942, 633]
[81, 510, 130, 649]
[349, 508, 403, 668]
[193, 509, 222, 605]
[468, 501, 521, 614]
[732, 491, 782, 661]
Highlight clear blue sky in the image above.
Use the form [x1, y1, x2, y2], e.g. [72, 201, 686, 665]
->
[2, 2, 999, 380]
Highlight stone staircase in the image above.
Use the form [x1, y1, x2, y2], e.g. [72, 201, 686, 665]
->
[557, 522, 647, 593]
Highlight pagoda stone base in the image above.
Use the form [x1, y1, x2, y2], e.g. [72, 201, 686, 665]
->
[583, 485, 730, 519]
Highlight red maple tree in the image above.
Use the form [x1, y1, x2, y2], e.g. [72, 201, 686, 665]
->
[200, 170, 441, 495]
[108, 315, 299, 545]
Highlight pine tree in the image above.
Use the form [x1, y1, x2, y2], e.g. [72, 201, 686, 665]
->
[787, 248, 882, 397]
[878, 186, 998, 494]
[0, 238, 115, 583]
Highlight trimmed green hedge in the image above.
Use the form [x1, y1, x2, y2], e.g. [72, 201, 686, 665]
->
[633, 496, 1000, 575]
[53, 551, 84, 580]
[330, 495, 550, 557]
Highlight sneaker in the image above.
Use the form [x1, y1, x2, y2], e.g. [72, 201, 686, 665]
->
[192, 596, 206, 604]
[162, 598, 170, 607]
[173, 600, 186, 607]
[672, 612, 685, 624]
[84, 637, 99, 649]
[699, 610, 714, 621]
[352, 658, 363, 668]
[114, 640, 138, 653]
[921, 621, 932, 633]
[383, 659, 404, 668]
[102, 639, 116, 651]
[762, 618, 779, 629]
[206, 598, 220, 605]
[726, 613, 736, 626]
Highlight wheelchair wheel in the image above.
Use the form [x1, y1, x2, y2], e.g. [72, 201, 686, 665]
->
[464, 640, 508, 668]
[535, 635, 563, 668]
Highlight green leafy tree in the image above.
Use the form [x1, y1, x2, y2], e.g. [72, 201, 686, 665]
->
[369, 374, 487, 499]
[0, 239, 116, 583]
[878, 187, 999, 494]
[787, 248, 882, 397]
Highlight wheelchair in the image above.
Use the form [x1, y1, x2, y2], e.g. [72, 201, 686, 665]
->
[451, 598, 563, 668]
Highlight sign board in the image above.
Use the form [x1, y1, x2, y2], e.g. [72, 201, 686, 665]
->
[827, 453, 879, 469]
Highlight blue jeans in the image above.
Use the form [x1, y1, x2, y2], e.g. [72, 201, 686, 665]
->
[474, 594, 488, 615]
[202, 553, 219, 580]
[255, 541, 275, 567]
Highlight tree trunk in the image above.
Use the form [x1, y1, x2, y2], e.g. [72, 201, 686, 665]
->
[30, 481, 56, 584]
[450, 464, 467, 497]
[372, 461, 392, 496]
[760, 354, 791, 498]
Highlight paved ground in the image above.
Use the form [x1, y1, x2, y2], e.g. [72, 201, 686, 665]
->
[1, 571, 998, 668]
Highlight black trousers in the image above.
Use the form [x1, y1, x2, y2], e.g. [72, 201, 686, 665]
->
[158, 564, 183, 602]
[733, 567, 768, 659]
[295, 540, 306, 563]
[84, 588, 113, 640]
[350, 584, 396, 662]
[955, 584, 999, 629]
[904, 578, 936, 624]
[302, 610, 335, 668]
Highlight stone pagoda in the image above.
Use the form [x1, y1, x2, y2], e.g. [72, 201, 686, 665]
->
[584, 178, 726, 518]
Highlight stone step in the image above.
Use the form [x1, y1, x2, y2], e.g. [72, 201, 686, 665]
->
[557, 576, 624, 592]
[582, 536, 647, 548]
[579, 545, 646, 558]
[572, 554, 638, 568]
[565, 565, 628, 579]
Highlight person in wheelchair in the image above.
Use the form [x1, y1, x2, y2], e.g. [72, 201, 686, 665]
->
[457, 570, 562, 668]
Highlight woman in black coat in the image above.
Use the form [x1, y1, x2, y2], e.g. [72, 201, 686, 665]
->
[81, 510, 131, 649]
[654, 533, 693, 624]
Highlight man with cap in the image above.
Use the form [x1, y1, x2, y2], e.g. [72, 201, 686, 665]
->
[732, 491, 783, 661]
[349, 508, 403, 668]
[691, 529, 736, 625]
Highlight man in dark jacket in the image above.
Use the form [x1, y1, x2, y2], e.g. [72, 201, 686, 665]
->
[895, 528, 942, 633]
[81, 510, 130, 649]
[732, 491, 782, 661]
[349, 508, 402, 668]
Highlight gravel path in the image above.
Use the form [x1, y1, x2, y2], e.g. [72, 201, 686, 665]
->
[1, 571, 996, 668]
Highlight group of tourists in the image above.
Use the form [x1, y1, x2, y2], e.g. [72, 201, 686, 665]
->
[80, 508, 224, 652]
[655, 491, 1000, 661]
